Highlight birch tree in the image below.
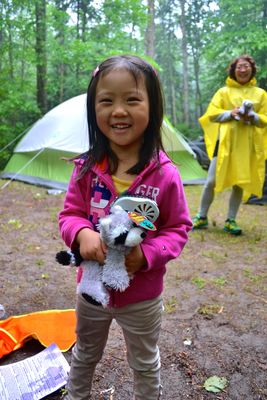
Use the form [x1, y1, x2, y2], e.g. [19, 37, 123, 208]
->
[35, 0, 47, 113]
[145, 0, 155, 58]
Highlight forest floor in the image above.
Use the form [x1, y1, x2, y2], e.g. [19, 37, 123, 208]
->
[0, 180, 267, 400]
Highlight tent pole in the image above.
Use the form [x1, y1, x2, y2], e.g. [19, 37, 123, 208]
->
[0, 148, 45, 190]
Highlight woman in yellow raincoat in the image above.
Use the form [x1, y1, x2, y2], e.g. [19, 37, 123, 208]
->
[193, 55, 267, 235]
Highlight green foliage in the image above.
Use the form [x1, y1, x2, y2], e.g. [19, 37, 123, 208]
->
[0, 0, 147, 166]
[0, 0, 267, 163]
[200, 0, 267, 100]
[0, 85, 40, 169]
[175, 122, 202, 139]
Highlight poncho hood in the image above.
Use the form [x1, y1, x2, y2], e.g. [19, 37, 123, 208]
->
[226, 76, 257, 88]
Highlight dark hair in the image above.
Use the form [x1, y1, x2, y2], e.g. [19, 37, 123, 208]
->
[80, 55, 164, 176]
[228, 54, 257, 81]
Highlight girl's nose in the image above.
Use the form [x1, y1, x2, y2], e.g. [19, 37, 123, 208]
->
[112, 103, 128, 116]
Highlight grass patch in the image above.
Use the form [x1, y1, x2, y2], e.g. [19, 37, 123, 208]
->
[47, 206, 60, 222]
[7, 219, 23, 229]
[35, 259, 45, 266]
[164, 296, 178, 313]
[198, 303, 222, 319]
[212, 277, 227, 287]
[243, 268, 267, 283]
[191, 277, 207, 289]
[201, 250, 227, 262]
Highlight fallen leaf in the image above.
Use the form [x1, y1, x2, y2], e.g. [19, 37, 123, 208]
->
[203, 375, 228, 393]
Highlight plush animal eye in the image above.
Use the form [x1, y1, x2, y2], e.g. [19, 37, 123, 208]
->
[114, 231, 128, 245]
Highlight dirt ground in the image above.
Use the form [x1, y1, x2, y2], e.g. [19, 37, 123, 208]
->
[0, 181, 266, 400]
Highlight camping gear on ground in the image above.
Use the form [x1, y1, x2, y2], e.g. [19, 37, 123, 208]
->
[0, 94, 206, 190]
[188, 136, 210, 170]
[247, 160, 267, 205]
[0, 309, 76, 358]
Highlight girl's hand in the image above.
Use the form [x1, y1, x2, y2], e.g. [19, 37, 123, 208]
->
[76, 228, 107, 265]
[125, 245, 146, 274]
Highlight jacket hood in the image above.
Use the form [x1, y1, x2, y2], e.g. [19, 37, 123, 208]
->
[226, 77, 257, 88]
[74, 150, 172, 177]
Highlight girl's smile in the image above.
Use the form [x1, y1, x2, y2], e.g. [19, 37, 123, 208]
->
[95, 69, 149, 155]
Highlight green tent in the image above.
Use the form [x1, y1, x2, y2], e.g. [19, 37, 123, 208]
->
[1, 94, 206, 190]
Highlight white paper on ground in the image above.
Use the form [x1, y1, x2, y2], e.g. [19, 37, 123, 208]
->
[0, 343, 70, 400]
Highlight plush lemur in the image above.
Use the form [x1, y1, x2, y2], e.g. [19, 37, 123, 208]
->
[56, 198, 159, 307]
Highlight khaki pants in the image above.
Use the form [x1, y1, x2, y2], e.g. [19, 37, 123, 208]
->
[66, 294, 163, 400]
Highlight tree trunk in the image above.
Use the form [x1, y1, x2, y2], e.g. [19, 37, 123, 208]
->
[179, 0, 189, 125]
[76, 0, 81, 88]
[80, 0, 88, 42]
[171, 81, 177, 125]
[193, 55, 203, 118]
[258, 0, 267, 88]
[145, 0, 155, 58]
[4, 3, 14, 80]
[54, 0, 70, 103]
[35, 0, 47, 113]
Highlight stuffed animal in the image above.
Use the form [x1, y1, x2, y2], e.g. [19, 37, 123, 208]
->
[235, 99, 254, 124]
[56, 199, 159, 307]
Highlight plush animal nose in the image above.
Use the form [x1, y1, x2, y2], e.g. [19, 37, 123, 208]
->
[114, 231, 128, 245]
[141, 232, 146, 239]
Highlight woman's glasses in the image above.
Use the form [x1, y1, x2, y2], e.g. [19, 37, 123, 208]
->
[236, 64, 252, 71]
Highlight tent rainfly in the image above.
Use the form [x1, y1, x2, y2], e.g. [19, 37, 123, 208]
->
[0, 94, 206, 190]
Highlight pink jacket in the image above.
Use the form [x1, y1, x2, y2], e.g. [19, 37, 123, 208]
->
[58, 151, 192, 307]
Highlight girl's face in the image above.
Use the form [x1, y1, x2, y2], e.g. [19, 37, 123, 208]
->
[235, 59, 252, 85]
[95, 69, 149, 155]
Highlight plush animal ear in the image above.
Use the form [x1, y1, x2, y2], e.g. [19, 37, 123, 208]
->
[55, 251, 71, 265]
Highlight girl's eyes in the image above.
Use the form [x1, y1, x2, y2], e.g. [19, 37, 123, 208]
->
[99, 98, 112, 103]
[127, 97, 141, 103]
[98, 97, 141, 104]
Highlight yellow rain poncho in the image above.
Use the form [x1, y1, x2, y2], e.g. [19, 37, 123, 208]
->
[199, 77, 267, 201]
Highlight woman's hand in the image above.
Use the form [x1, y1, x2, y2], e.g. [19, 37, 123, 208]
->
[125, 245, 146, 274]
[231, 107, 240, 120]
[76, 228, 107, 264]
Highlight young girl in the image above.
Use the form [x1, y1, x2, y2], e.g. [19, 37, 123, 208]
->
[59, 54, 192, 400]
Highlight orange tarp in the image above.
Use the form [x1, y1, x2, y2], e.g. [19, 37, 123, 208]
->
[0, 309, 76, 358]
